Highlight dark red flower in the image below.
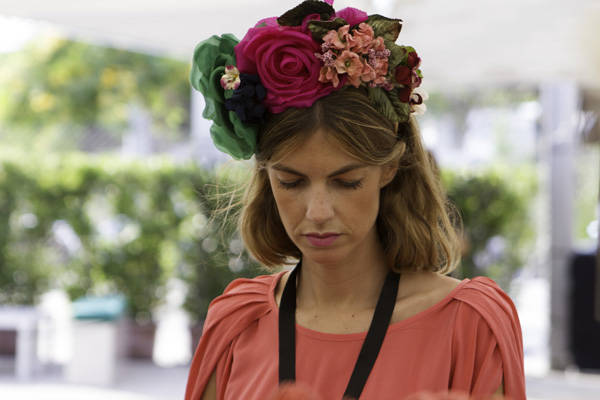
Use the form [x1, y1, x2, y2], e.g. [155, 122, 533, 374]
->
[406, 51, 421, 69]
[394, 65, 412, 86]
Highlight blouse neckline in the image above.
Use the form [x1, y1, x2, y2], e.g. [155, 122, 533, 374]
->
[267, 270, 471, 342]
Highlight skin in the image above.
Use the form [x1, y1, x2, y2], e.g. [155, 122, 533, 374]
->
[201, 128, 503, 398]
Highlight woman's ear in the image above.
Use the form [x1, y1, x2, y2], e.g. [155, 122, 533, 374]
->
[379, 161, 398, 188]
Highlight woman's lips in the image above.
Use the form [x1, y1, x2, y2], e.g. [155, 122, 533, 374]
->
[304, 233, 340, 247]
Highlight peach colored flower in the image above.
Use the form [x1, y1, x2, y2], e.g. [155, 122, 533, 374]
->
[369, 55, 388, 77]
[335, 50, 363, 87]
[318, 65, 341, 87]
[347, 22, 375, 53]
[322, 25, 350, 50]
[360, 62, 377, 83]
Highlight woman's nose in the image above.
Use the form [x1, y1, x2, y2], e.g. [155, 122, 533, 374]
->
[305, 187, 334, 224]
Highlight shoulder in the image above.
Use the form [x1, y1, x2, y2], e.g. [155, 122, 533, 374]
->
[451, 276, 521, 326]
[449, 276, 524, 367]
[449, 276, 526, 397]
[203, 271, 284, 332]
[186, 271, 285, 400]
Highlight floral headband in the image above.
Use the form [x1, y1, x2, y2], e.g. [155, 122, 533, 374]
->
[190, 0, 427, 160]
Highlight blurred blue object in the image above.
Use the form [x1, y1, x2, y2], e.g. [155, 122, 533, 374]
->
[72, 294, 126, 321]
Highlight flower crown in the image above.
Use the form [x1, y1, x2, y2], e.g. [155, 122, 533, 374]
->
[190, 0, 427, 160]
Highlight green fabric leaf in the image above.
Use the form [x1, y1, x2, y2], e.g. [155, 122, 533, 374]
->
[277, 0, 335, 26]
[367, 87, 412, 124]
[386, 41, 407, 68]
[307, 17, 347, 41]
[365, 15, 402, 42]
[189, 33, 258, 160]
[388, 88, 411, 123]
[209, 113, 257, 160]
[367, 87, 399, 123]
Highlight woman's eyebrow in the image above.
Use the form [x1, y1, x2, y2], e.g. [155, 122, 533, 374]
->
[271, 163, 366, 178]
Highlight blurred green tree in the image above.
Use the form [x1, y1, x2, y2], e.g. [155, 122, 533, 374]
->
[443, 167, 537, 289]
[0, 35, 190, 151]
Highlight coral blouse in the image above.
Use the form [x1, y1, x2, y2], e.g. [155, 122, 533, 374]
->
[185, 271, 526, 400]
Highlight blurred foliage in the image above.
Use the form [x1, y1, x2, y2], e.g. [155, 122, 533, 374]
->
[0, 152, 263, 321]
[0, 35, 190, 151]
[443, 166, 538, 289]
[0, 150, 536, 319]
[180, 167, 266, 323]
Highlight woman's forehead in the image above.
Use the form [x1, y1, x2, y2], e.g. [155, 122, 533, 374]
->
[269, 129, 363, 171]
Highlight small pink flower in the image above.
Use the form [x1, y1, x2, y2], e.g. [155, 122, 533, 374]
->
[335, 50, 363, 87]
[371, 36, 386, 52]
[360, 62, 377, 83]
[314, 50, 336, 67]
[369, 56, 388, 77]
[322, 25, 350, 50]
[347, 23, 375, 53]
[318, 65, 341, 87]
[220, 65, 241, 90]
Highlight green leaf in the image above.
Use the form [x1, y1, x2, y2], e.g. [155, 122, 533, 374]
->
[277, 0, 335, 27]
[365, 15, 402, 42]
[386, 41, 407, 68]
[367, 86, 400, 123]
[388, 88, 411, 122]
[307, 17, 347, 41]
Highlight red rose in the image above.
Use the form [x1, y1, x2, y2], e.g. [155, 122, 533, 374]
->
[235, 25, 337, 114]
[406, 51, 421, 69]
[398, 86, 412, 102]
[394, 65, 412, 85]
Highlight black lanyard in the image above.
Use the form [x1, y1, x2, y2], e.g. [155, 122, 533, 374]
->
[278, 261, 401, 399]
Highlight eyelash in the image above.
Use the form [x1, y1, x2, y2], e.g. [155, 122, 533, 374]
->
[277, 179, 363, 190]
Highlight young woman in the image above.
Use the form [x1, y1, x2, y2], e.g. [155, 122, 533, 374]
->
[185, 2, 525, 399]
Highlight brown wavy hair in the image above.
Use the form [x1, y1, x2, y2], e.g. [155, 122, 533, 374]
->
[239, 87, 462, 274]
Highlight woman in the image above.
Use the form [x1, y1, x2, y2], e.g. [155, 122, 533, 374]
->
[185, 1, 526, 399]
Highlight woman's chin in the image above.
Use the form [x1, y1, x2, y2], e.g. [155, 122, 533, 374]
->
[300, 246, 348, 267]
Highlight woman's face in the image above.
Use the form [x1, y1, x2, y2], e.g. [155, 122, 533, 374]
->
[266, 128, 396, 266]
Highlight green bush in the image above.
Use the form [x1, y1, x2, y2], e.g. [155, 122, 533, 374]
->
[178, 168, 265, 323]
[0, 152, 536, 320]
[443, 167, 537, 289]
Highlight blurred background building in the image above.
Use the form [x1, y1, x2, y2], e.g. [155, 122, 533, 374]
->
[0, 0, 599, 399]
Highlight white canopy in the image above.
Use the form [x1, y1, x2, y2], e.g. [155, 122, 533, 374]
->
[1, 0, 599, 89]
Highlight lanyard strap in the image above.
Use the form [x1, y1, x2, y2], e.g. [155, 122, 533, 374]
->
[278, 261, 401, 399]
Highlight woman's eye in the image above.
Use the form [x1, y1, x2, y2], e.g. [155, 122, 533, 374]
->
[337, 179, 363, 189]
[277, 179, 303, 189]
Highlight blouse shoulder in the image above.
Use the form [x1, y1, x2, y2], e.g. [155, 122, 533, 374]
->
[450, 276, 526, 399]
[202, 272, 280, 333]
[185, 272, 283, 400]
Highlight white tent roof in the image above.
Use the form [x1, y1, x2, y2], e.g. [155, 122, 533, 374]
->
[1, 0, 599, 88]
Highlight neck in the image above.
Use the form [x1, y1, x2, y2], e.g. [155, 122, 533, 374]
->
[296, 236, 389, 312]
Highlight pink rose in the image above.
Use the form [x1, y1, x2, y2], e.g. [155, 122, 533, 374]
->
[335, 7, 368, 26]
[255, 16, 278, 27]
[235, 26, 337, 113]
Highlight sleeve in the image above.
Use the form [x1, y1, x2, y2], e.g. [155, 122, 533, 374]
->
[450, 277, 526, 400]
[450, 301, 503, 395]
[184, 274, 277, 400]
